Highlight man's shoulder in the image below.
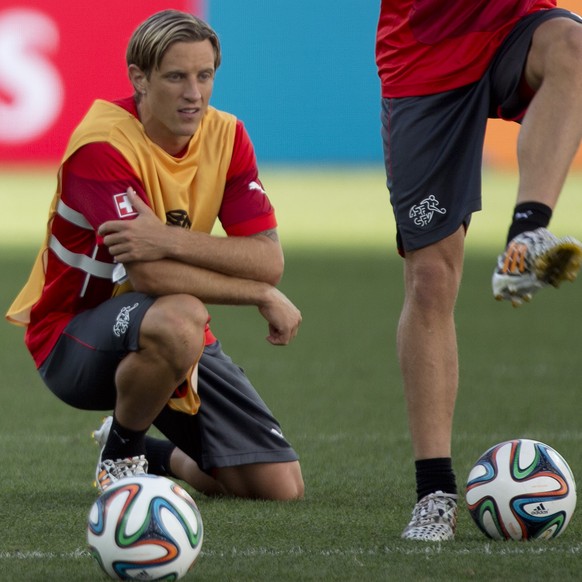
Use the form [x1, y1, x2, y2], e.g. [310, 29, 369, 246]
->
[199, 107, 240, 151]
[205, 106, 238, 126]
[66, 99, 140, 152]
[85, 99, 136, 124]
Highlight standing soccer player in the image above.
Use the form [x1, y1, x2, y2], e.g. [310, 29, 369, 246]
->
[7, 10, 304, 500]
[376, 1, 582, 540]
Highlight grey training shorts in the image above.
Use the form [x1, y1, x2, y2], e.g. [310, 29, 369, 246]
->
[381, 8, 581, 253]
[39, 292, 299, 472]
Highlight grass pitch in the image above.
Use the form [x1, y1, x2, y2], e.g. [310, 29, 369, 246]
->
[1, 167, 582, 580]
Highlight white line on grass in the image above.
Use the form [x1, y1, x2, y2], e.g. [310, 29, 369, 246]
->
[202, 544, 582, 557]
[2, 544, 581, 561]
[1, 549, 91, 560]
[0, 434, 84, 445]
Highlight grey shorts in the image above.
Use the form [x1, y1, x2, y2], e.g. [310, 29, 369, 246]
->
[381, 8, 581, 253]
[39, 292, 298, 472]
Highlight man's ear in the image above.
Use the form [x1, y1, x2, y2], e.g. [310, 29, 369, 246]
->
[128, 64, 148, 95]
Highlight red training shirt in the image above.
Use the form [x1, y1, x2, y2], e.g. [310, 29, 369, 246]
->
[376, 0, 557, 98]
[26, 97, 277, 367]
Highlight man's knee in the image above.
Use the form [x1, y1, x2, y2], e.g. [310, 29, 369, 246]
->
[216, 461, 305, 501]
[272, 463, 305, 501]
[404, 234, 464, 309]
[145, 294, 207, 333]
[528, 18, 582, 86]
[560, 23, 582, 74]
[140, 295, 207, 371]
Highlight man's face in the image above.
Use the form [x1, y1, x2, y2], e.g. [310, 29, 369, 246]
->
[133, 40, 215, 155]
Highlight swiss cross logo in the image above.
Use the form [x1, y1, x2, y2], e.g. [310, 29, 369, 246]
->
[113, 193, 137, 218]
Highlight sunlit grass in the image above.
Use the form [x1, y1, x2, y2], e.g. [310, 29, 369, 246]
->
[2, 166, 582, 580]
[2, 166, 582, 253]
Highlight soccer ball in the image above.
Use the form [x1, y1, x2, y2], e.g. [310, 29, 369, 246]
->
[87, 475, 203, 580]
[466, 439, 577, 540]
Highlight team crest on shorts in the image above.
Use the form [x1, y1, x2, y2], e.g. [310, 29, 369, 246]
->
[409, 195, 447, 227]
[113, 303, 139, 337]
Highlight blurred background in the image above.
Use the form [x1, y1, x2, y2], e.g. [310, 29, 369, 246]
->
[0, 0, 381, 165]
[1, 0, 581, 169]
[1, 0, 582, 254]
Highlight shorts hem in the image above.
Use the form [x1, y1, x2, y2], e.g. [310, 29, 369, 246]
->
[400, 204, 480, 252]
[201, 449, 299, 472]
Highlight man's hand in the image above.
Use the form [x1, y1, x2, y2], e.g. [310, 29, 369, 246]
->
[258, 287, 302, 346]
[98, 188, 168, 263]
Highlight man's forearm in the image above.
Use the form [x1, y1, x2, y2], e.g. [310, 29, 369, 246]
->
[126, 258, 274, 306]
[168, 228, 284, 286]
[99, 190, 285, 286]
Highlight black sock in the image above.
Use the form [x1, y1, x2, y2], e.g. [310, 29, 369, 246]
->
[102, 416, 147, 461]
[506, 202, 552, 245]
[415, 458, 457, 501]
[145, 436, 176, 477]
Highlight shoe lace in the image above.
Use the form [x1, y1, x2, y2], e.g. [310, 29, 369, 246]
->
[102, 456, 148, 481]
[499, 229, 560, 277]
[412, 493, 456, 526]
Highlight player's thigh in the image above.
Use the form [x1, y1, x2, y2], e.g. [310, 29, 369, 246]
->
[524, 12, 582, 90]
[489, 9, 582, 118]
[38, 292, 155, 410]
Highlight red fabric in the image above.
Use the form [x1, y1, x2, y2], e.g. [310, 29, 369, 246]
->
[26, 97, 276, 366]
[376, 0, 557, 97]
[221, 121, 277, 235]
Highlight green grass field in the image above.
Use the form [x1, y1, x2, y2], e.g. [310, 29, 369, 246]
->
[1, 167, 582, 581]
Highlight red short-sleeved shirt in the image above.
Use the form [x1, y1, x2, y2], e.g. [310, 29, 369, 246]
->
[376, 0, 557, 97]
[26, 97, 277, 366]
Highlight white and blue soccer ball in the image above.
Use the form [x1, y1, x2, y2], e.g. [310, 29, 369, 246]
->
[466, 439, 577, 540]
[87, 475, 203, 580]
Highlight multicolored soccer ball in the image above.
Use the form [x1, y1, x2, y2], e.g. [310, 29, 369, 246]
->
[87, 475, 203, 580]
[466, 439, 577, 540]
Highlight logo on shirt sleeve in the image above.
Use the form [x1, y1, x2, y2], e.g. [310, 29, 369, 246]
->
[113, 193, 138, 218]
[248, 180, 266, 195]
